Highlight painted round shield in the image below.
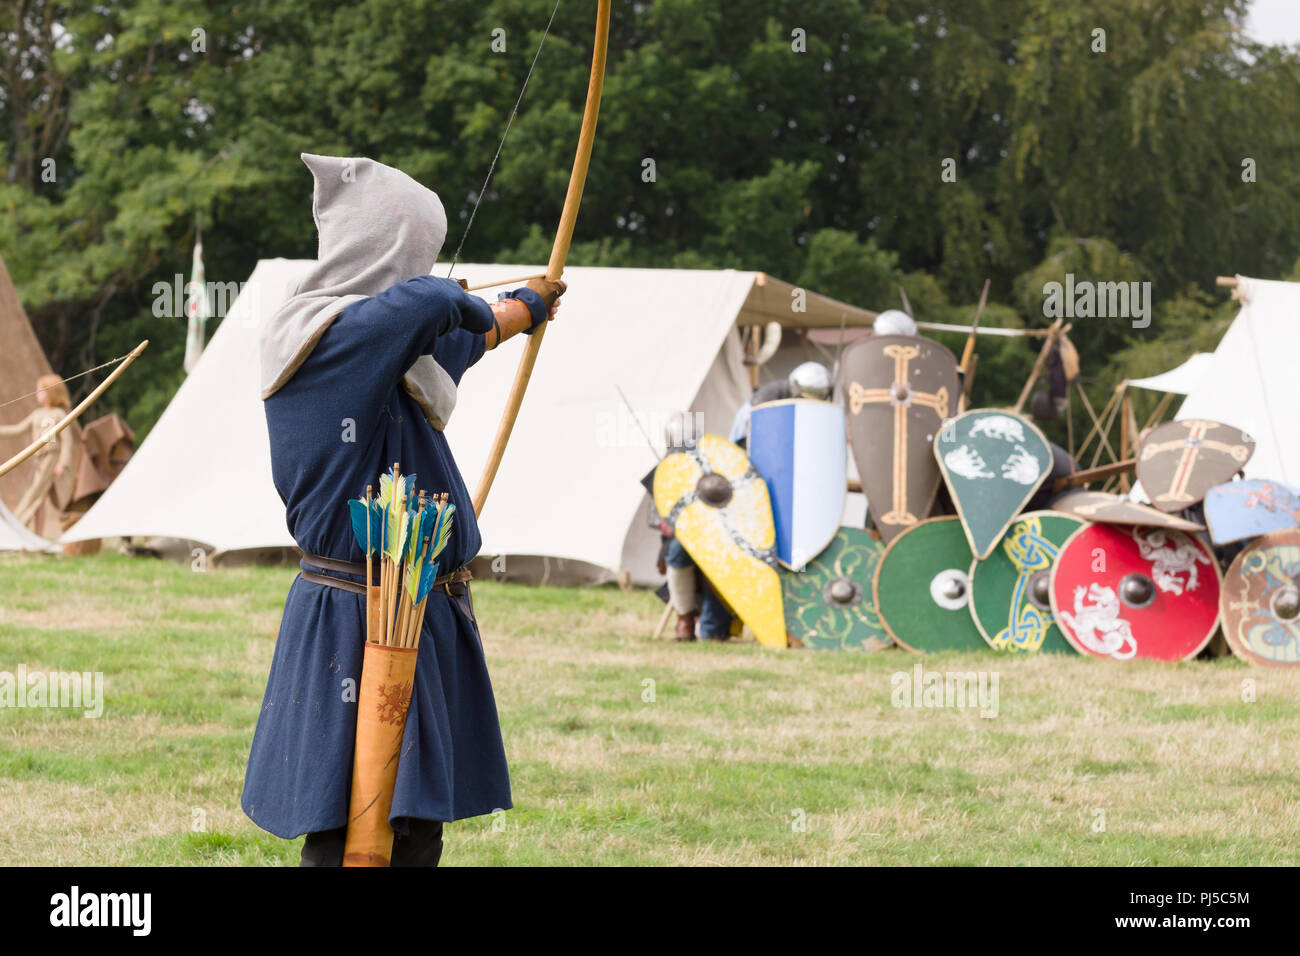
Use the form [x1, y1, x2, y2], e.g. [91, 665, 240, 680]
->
[1050, 523, 1220, 661]
[653, 434, 787, 648]
[968, 511, 1085, 654]
[781, 527, 891, 652]
[873, 516, 985, 653]
[1137, 419, 1254, 513]
[1220, 529, 1300, 668]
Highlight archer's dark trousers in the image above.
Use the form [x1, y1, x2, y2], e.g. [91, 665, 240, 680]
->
[299, 819, 445, 867]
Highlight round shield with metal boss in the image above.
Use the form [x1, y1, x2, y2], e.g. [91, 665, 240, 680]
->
[873, 516, 985, 653]
[781, 527, 891, 652]
[1220, 529, 1300, 668]
[969, 511, 1085, 655]
[1049, 522, 1220, 661]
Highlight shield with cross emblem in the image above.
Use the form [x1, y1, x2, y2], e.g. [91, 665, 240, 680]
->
[1220, 529, 1300, 667]
[842, 335, 959, 543]
[1137, 419, 1255, 513]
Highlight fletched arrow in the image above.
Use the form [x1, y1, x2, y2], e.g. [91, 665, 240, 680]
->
[347, 466, 455, 649]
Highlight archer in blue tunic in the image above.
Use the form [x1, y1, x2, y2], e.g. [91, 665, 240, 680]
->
[243, 153, 565, 866]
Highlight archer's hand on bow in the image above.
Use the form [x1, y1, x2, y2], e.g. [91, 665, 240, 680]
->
[487, 278, 567, 350]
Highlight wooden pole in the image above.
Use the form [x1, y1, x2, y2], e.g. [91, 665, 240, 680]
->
[652, 602, 673, 639]
[1013, 319, 1064, 415]
[1076, 382, 1119, 465]
[957, 279, 989, 413]
[1075, 386, 1118, 464]
[1053, 458, 1137, 492]
[898, 285, 913, 317]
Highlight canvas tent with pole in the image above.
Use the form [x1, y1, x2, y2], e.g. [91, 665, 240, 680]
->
[1174, 275, 1300, 484]
[1116, 275, 1298, 487]
[64, 261, 879, 584]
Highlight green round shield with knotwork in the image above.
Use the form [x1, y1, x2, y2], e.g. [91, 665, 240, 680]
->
[968, 511, 1083, 655]
[780, 527, 892, 651]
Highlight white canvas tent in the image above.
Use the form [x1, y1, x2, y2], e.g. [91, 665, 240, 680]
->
[1128, 352, 1213, 396]
[0, 499, 56, 552]
[64, 261, 875, 583]
[1175, 276, 1300, 484]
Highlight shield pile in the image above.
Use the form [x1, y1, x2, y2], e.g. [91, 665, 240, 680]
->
[650, 330, 1300, 668]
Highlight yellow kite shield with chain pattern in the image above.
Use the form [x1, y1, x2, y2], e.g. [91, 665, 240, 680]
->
[1137, 419, 1254, 513]
[842, 335, 959, 542]
[653, 434, 787, 648]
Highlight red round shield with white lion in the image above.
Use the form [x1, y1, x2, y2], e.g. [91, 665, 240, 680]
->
[1050, 523, 1221, 661]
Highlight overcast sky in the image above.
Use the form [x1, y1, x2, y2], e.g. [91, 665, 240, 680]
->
[1248, 0, 1300, 45]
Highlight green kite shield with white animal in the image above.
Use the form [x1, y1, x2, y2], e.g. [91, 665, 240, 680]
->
[935, 410, 1053, 559]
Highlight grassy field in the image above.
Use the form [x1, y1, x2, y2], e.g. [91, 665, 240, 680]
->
[1, 550, 1299, 866]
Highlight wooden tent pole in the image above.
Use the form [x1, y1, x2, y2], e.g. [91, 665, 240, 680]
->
[1119, 385, 1132, 491]
[1013, 318, 1064, 414]
[1066, 387, 1075, 458]
[1074, 386, 1117, 463]
[1088, 388, 1124, 470]
[1076, 382, 1120, 467]
[1143, 391, 1174, 431]
[957, 279, 990, 413]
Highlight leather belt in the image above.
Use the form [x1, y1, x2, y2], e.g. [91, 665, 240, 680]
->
[299, 552, 473, 597]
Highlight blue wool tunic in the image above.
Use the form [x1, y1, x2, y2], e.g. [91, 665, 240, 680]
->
[241, 276, 512, 839]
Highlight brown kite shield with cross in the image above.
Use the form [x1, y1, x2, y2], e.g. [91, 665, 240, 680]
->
[842, 334, 959, 543]
[1137, 418, 1255, 513]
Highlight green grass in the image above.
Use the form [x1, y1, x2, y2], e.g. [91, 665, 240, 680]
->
[2, 551, 1299, 865]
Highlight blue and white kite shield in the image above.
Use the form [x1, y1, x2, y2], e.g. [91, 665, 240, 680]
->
[748, 399, 847, 569]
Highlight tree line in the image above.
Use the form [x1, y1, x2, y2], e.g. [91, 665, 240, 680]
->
[2, 0, 1297, 439]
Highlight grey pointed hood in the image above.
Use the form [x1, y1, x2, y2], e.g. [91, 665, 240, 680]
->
[259, 153, 459, 429]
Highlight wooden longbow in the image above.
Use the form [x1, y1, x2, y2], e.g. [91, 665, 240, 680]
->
[0, 340, 150, 481]
[471, 0, 611, 517]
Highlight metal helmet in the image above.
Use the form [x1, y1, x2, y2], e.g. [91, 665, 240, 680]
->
[873, 309, 917, 337]
[787, 361, 832, 401]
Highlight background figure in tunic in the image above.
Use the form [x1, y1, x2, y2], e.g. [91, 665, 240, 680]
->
[0, 374, 81, 536]
[242, 153, 564, 866]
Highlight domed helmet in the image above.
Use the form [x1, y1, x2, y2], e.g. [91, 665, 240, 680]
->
[787, 361, 832, 401]
[873, 309, 917, 337]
